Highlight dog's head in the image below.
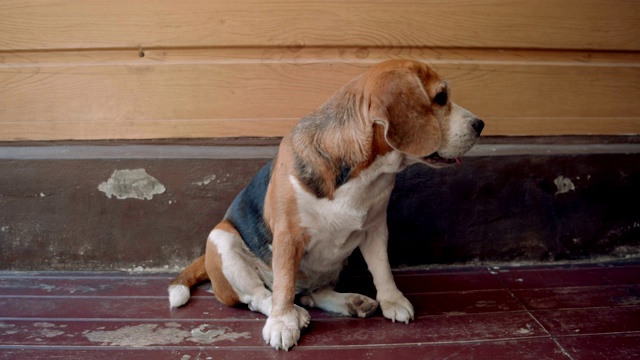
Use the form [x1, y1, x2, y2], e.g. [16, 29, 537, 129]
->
[365, 60, 484, 167]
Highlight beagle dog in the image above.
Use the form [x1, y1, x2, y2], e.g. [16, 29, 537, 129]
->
[168, 59, 484, 350]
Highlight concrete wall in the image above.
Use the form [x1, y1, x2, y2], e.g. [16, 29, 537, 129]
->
[1, 137, 638, 271]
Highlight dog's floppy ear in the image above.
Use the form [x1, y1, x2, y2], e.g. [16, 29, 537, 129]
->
[368, 70, 441, 157]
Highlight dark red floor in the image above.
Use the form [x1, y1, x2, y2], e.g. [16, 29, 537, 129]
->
[0, 262, 638, 359]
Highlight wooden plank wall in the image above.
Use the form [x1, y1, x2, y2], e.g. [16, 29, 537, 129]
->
[1, 0, 639, 141]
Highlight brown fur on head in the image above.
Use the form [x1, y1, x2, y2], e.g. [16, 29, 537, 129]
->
[290, 77, 372, 199]
[365, 60, 444, 157]
[290, 59, 473, 198]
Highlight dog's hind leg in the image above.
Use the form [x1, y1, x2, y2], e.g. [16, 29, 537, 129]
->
[209, 221, 309, 321]
[206, 222, 275, 315]
[299, 287, 378, 318]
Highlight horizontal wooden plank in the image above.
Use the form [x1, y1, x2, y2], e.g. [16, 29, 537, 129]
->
[0, 293, 520, 320]
[1, 48, 639, 140]
[5, 47, 640, 66]
[0, 320, 265, 347]
[0, 271, 501, 297]
[0, 0, 638, 51]
[0, 120, 300, 141]
[0, 312, 545, 346]
[3, 59, 637, 121]
[0, 297, 258, 320]
[0, 340, 575, 360]
[488, 118, 640, 137]
[3, 118, 639, 141]
[513, 285, 640, 310]
[0, 276, 174, 297]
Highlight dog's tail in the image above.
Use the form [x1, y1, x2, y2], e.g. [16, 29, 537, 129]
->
[168, 255, 209, 308]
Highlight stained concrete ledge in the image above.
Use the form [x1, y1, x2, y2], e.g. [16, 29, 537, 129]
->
[1, 137, 639, 271]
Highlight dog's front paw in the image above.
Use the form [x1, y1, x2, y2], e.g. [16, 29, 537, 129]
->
[380, 294, 414, 324]
[262, 305, 310, 350]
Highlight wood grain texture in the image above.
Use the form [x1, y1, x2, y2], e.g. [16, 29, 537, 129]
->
[3, 118, 639, 141]
[1, 0, 639, 51]
[0, 1, 639, 140]
[1, 47, 639, 140]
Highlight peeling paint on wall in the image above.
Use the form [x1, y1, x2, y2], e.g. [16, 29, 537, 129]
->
[194, 175, 217, 186]
[98, 169, 165, 200]
[554, 176, 575, 195]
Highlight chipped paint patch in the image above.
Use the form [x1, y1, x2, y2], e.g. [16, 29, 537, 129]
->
[0, 281, 104, 294]
[24, 323, 67, 339]
[83, 323, 250, 347]
[474, 300, 497, 308]
[514, 323, 535, 336]
[33, 322, 56, 328]
[612, 244, 640, 259]
[40, 329, 65, 338]
[615, 296, 640, 306]
[190, 324, 250, 343]
[121, 264, 183, 273]
[98, 169, 165, 200]
[515, 327, 533, 335]
[84, 324, 184, 347]
[0, 322, 15, 329]
[194, 175, 216, 186]
[554, 176, 575, 195]
[443, 311, 467, 316]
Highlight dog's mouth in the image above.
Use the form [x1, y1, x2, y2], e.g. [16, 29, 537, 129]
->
[422, 152, 461, 167]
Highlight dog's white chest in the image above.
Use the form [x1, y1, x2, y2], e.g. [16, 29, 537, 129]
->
[297, 184, 369, 236]
[290, 152, 402, 261]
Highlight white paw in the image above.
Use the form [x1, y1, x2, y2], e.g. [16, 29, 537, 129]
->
[262, 305, 310, 350]
[299, 294, 315, 308]
[380, 294, 414, 324]
[346, 294, 379, 318]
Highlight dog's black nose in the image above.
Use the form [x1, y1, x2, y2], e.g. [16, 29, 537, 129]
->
[471, 119, 485, 135]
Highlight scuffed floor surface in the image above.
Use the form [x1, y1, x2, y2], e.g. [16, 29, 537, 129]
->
[0, 262, 638, 359]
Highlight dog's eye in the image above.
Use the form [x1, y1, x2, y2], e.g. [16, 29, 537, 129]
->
[434, 90, 448, 106]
